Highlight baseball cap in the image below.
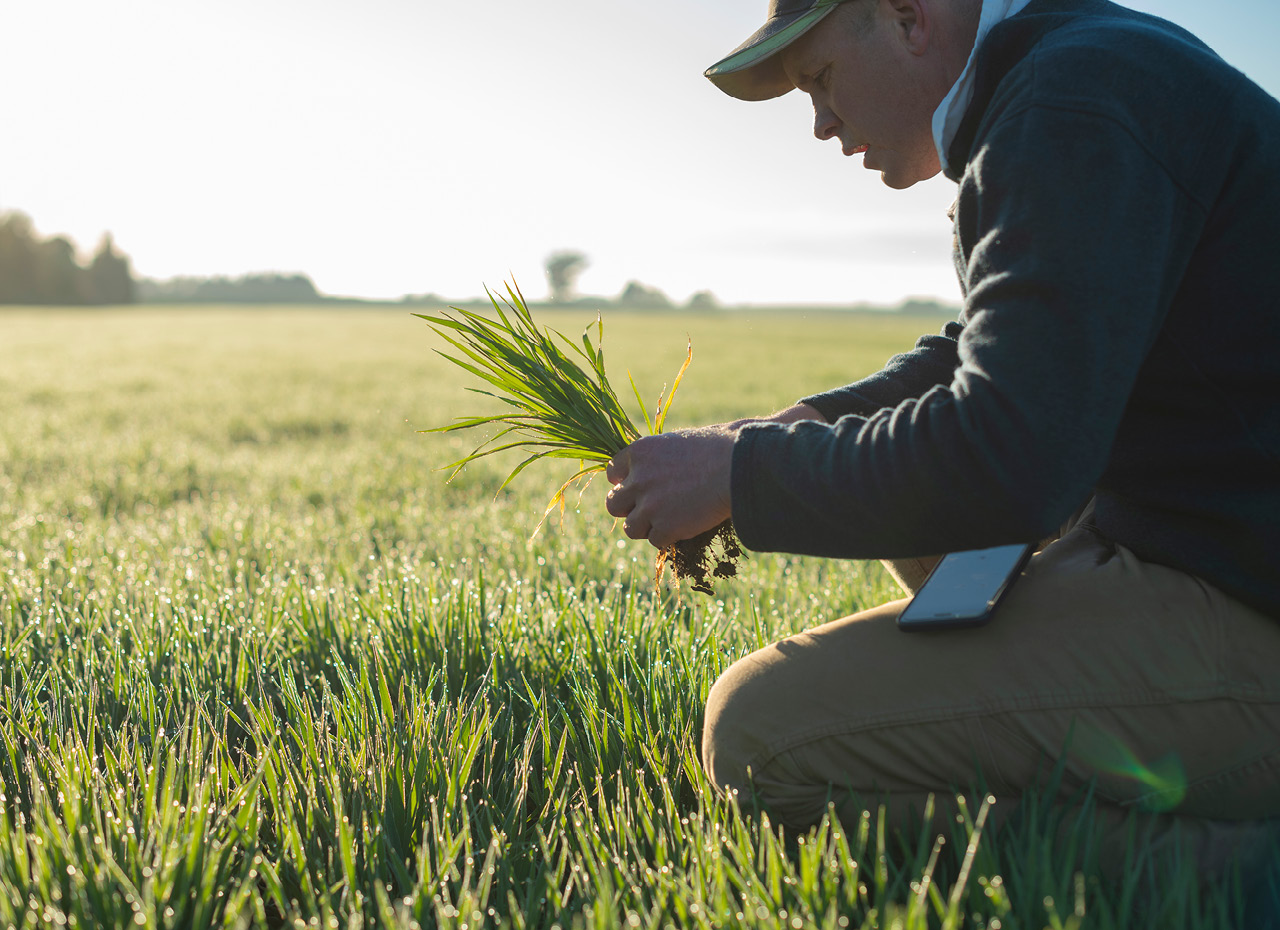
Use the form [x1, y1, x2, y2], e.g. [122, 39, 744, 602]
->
[705, 0, 848, 101]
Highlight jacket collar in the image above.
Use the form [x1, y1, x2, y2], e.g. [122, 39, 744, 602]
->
[932, 0, 1035, 177]
[941, 0, 1109, 179]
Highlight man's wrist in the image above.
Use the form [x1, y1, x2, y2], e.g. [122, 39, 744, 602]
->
[772, 402, 826, 424]
[727, 402, 827, 432]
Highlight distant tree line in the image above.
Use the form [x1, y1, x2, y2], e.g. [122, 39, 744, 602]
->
[136, 272, 321, 303]
[0, 217, 954, 313]
[0, 210, 135, 305]
[0, 209, 325, 307]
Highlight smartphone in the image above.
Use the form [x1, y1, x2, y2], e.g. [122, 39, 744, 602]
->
[896, 543, 1035, 632]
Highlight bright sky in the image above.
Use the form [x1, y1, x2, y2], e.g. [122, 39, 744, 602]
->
[3, 0, 1278, 306]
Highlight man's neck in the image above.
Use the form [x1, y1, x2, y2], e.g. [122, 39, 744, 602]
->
[937, 0, 984, 86]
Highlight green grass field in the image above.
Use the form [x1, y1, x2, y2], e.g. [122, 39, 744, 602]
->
[0, 306, 1265, 928]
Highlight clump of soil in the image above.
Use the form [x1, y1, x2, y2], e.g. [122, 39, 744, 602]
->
[656, 519, 744, 595]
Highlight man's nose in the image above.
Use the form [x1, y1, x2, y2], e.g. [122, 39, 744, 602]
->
[813, 101, 840, 141]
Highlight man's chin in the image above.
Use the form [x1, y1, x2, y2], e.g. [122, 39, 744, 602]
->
[877, 165, 942, 190]
[879, 171, 919, 190]
[864, 153, 909, 189]
[865, 150, 942, 189]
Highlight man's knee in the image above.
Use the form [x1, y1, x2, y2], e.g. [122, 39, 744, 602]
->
[701, 649, 776, 798]
[700, 603, 906, 802]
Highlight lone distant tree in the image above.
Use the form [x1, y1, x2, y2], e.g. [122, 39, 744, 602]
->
[545, 250, 588, 304]
[88, 233, 135, 305]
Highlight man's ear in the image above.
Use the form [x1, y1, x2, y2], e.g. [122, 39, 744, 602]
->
[884, 0, 931, 56]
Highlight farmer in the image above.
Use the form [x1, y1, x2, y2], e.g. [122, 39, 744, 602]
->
[603, 0, 1280, 870]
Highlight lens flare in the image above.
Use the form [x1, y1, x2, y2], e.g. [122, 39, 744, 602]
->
[1074, 725, 1188, 813]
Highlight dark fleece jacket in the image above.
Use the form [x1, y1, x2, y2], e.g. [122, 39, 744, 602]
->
[730, 0, 1280, 617]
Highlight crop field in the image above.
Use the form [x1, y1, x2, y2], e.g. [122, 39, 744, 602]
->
[0, 305, 1266, 928]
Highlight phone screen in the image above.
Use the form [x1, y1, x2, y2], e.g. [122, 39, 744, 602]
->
[897, 543, 1034, 631]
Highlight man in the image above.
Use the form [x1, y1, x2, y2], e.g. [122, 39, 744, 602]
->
[603, 0, 1280, 869]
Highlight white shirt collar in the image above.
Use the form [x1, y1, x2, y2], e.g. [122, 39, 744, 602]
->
[932, 0, 1035, 176]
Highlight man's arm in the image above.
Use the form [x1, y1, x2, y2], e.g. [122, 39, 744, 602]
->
[800, 322, 964, 422]
[732, 103, 1197, 558]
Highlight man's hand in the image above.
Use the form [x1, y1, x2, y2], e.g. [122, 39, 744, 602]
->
[603, 403, 825, 549]
[605, 426, 735, 549]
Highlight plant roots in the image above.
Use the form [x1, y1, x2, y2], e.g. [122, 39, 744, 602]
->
[656, 519, 744, 595]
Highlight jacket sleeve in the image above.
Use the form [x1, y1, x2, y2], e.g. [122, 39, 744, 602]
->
[731, 101, 1203, 558]
[799, 321, 965, 420]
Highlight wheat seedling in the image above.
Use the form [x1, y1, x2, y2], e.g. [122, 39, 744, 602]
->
[416, 280, 741, 592]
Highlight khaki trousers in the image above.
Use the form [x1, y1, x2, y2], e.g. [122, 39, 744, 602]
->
[702, 510, 1280, 872]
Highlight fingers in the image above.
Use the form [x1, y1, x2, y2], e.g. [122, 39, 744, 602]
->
[623, 515, 694, 548]
[604, 451, 650, 540]
[608, 486, 668, 546]
[605, 480, 632, 518]
[648, 524, 679, 550]
[605, 445, 638, 518]
[604, 450, 630, 485]
[621, 515, 651, 541]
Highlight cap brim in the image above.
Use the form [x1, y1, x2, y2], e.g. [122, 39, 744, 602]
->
[704, 4, 839, 101]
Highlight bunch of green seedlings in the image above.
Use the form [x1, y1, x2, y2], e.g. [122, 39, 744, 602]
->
[416, 281, 742, 593]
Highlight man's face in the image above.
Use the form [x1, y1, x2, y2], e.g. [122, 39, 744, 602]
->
[779, 2, 945, 189]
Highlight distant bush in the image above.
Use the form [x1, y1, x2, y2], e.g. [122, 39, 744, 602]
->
[616, 280, 672, 309]
[685, 290, 720, 310]
[137, 272, 321, 303]
[398, 292, 449, 306]
[893, 297, 955, 315]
